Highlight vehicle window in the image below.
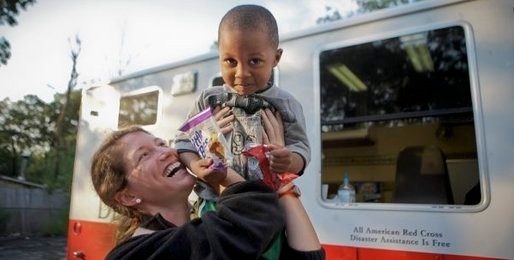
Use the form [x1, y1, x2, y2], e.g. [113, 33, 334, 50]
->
[319, 25, 481, 207]
[118, 90, 159, 127]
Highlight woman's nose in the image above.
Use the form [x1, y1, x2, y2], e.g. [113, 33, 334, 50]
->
[158, 147, 172, 161]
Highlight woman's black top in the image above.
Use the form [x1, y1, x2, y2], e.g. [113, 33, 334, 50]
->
[106, 180, 325, 260]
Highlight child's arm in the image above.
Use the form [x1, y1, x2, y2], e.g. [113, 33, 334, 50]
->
[179, 151, 202, 173]
[180, 152, 229, 194]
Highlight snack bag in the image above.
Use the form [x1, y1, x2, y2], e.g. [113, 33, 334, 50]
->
[179, 108, 232, 171]
[242, 144, 298, 191]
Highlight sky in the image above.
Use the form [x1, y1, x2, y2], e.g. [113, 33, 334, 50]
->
[0, 0, 360, 103]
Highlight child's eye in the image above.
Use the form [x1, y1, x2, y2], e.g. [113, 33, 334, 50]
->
[225, 59, 236, 66]
[250, 59, 262, 65]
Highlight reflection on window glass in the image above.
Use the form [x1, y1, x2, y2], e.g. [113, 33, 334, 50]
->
[118, 90, 159, 127]
[316, 0, 427, 26]
[319, 26, 481, 207]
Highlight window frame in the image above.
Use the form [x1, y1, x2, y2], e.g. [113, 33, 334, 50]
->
[313, 21, 489, 212]
[117, 85, 163, 129]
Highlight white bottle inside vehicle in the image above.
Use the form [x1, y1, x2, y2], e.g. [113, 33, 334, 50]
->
[338, 173, 355, 203]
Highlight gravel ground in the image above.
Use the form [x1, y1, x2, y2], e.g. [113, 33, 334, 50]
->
[0, 234, 66, 260]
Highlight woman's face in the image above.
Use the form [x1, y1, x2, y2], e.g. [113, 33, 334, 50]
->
[118, 131, 196, 207]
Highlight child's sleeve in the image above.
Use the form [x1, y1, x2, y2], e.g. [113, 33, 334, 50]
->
[284, 98, 311, 174]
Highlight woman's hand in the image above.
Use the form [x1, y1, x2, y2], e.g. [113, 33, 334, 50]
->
[261, 109, 293, 173]
[213, 106, 234, 135]
[262, 108, 305, 174]
[261, 108, 285, 146]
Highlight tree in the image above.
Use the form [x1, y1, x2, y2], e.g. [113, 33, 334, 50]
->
[0, 91, 81, 189]
[0, 0, 36, 65]
[0, 34, 82, 190]
[316, 0, 423, 25]
[0, 95, 54, 177]
[41, 90, 80, 189]
[52, 34, 80, 182]
[112, 26, 133, 77]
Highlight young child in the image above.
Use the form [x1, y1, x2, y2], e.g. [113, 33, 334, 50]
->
[176, 4, 309, 212]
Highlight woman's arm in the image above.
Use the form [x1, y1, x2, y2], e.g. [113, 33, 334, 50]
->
[261, 108, 323, 252]
[278, 183, 321, 251]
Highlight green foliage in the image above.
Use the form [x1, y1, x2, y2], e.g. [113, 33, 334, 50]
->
[0, 90, 81, 190]
[0, 0, 37, 65]
[0, 36, 10, 65]
[28, 149, 75, 192]
[0, 95, 53, 176]
[0, 0, 36, 26]
[0, 208, 11, 233]
[41, 208, 69, 236]
[0, 129, 16, 176]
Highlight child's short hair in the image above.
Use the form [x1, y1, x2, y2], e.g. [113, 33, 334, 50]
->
[218, 5, 279, 48]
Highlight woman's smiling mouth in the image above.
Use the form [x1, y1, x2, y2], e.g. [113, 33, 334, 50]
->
[164, 162, 183, 177]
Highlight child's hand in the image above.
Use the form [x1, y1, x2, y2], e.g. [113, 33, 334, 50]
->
[267, 144, 292, 173]
[192, 158, 227, 186]
[213, 106, 234, 135]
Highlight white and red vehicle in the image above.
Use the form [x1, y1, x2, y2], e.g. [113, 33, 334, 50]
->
[67, 1, 514, 259]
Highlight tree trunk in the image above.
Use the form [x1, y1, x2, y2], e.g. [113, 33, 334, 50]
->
[53, 35, 81, 181]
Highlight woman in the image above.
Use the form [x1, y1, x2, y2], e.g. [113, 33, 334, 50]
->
[90, 109, 324, 259]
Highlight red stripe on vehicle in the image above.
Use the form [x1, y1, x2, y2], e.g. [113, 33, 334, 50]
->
[322, 244, 497, 260]
[66, 219, 117, 260]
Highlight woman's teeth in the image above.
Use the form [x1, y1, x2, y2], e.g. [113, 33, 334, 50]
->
[165, 162, 182, 177]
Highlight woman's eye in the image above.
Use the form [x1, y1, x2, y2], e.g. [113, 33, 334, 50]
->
[138, 152, 149, 162]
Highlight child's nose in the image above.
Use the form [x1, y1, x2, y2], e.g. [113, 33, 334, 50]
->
[235, 64, 249, 77]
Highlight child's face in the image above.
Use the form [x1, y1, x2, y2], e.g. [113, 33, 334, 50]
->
[218, 28, 282, 95]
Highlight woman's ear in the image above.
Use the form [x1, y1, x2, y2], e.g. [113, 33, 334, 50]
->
[115, 190, 140, 207]
[273, 48, 283, 67]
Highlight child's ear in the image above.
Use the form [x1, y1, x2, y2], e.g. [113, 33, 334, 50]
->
[115, 190, 140, 207]
[274, 48, 283, 66]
